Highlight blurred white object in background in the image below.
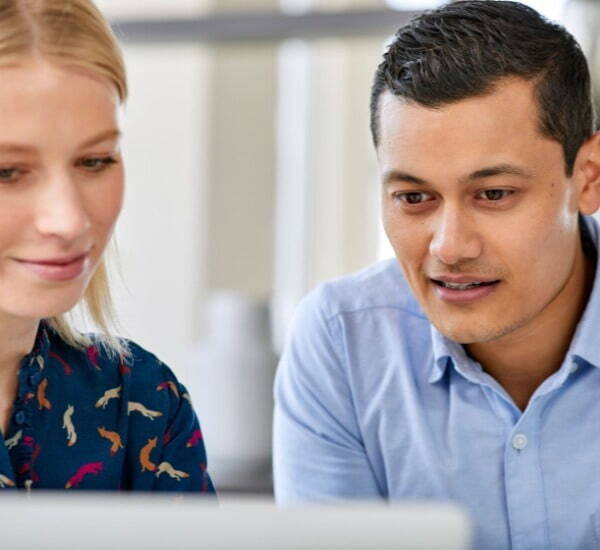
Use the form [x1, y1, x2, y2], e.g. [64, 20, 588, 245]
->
[189, 292, 277, 492]
[564, 0, 600, 109]
[0, 494, 472, 550]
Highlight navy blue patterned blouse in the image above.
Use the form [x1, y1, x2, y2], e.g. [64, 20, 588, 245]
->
[0, 320, 215, 493]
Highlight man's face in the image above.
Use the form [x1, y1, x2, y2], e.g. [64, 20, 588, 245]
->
[378, 78, 586, 344]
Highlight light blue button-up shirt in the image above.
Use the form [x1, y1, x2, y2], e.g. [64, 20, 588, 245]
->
[274, 216, 600, 550]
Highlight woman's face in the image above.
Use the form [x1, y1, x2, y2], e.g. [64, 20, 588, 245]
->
[0, 57, 124, 322]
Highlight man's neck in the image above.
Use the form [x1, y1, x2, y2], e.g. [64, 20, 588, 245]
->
[466, 243, 595, 411]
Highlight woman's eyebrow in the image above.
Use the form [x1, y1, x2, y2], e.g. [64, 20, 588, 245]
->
[79, 128, 121, 149]
[0, 129, 122, 155]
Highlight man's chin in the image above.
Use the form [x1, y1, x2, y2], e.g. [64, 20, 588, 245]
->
[431, 319, 508, 345]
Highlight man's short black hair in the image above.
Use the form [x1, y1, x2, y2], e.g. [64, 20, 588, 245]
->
[370, 0, 596, 176]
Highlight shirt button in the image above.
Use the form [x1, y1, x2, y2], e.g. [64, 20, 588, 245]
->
[570, 362, 578, 374]
[512, 433, 528, 450]
[14, 411, 25, 425]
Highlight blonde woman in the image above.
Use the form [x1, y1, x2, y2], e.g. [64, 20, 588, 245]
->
[0, 0, 214, 492]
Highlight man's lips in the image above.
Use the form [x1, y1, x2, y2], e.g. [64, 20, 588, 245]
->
[429, 275, 500, 285]
[428, 275, 502, 303]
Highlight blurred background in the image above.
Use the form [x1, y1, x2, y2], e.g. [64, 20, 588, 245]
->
[92, 0, 599, 494]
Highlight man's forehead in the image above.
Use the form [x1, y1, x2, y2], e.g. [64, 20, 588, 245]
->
[377, 79, 549, 154]
[375, 79, 567, 183]
[379, 78, 539, 129]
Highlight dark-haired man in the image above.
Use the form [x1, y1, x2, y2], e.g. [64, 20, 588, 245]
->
[273, 1, 600, 548]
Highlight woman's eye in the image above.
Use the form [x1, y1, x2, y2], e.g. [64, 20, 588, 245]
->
[0, 167, 20, 182]
[79, 157, 117, 171]
[394, 192, 432, 205]
[480, 189, 512, 201]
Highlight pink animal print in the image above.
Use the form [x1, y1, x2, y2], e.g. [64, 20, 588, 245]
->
[65, 462, 104, 489]
[200, 463, 209, 493]
[49, 351, 73, 376]
[18, 444, 41, 483]
[163, 428, 173, 446]
[86, 346, 101, 370]
[119, 360, 132, 376]
[186, 429, 203, 448]
[22, 435, 34, 447]
[156, 381, 179, 397]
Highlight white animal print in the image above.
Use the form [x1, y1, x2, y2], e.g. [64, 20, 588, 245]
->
[155, 461, 189, 481]
[127, 401, 163, 420]
[95, 386, 121, 409]
[5, 430, 22, 450]
[63, 405, 77, 446]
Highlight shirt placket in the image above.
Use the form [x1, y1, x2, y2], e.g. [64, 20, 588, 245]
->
[9, 352, 45, 491]
[503, 403, 549, 550]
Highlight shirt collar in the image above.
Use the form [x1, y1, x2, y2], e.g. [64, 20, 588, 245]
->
[428, 214, 600, 382]
[566, 215, 600, 369]
[21, 319, 51, 374]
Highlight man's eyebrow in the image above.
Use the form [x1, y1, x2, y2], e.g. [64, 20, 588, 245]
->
[382, 164, 533, 186]
[0, 129, 122, 154]
[462, 164, 534, 182]
[382, 170, 428, 186]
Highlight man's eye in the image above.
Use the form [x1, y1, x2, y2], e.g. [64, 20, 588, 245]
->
[479, 189, 512, 201]
[0, 167, 20, 182]
[79, 157, 118, 171]
[394, 192, 431, 205]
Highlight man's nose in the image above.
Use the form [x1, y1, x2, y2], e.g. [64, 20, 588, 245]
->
[428, 207, 482, 265]
[34, 172, 91, 241]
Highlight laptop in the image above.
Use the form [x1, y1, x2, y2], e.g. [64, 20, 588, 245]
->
[0, 493, 472, 549]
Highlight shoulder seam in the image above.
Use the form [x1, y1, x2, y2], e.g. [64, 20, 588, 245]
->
[324, 304, 428, 324]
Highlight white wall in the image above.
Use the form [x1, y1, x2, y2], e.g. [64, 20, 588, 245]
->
[112, 43, 210, 381]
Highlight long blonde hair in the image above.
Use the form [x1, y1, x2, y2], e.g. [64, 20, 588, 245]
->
[0, 0, 128, 355]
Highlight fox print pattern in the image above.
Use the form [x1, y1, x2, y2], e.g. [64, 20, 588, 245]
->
[1, 321, 215, 493]
[139, 437, 158, 472]
[62, 405, 77, 447]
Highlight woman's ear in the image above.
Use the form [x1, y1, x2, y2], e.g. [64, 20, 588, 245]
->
[577, 131, 600, 215]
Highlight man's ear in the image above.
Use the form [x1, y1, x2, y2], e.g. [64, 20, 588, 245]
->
[577, 131, 600, 215]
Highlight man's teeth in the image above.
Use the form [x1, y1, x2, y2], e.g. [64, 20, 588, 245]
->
[441, 281, 487, 290]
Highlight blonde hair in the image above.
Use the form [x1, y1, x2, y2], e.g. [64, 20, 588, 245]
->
[0, 0, 128, 356]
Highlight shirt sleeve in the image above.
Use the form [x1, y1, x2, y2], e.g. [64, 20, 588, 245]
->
[273, 286, 382, 503]
[150, 375, 215, 493]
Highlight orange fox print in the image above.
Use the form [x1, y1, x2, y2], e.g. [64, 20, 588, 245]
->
[156, 381, 179, 398]
[37, 378, 52, 410]
[156, 461, 189, 481]
[65, 462, 104, 489]
[97, 426, 124, 456]
[139, 437, 158, 472]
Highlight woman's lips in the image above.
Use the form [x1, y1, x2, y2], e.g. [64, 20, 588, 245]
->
[15, 253, 89, 282]
[431, 279, 501, 303]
